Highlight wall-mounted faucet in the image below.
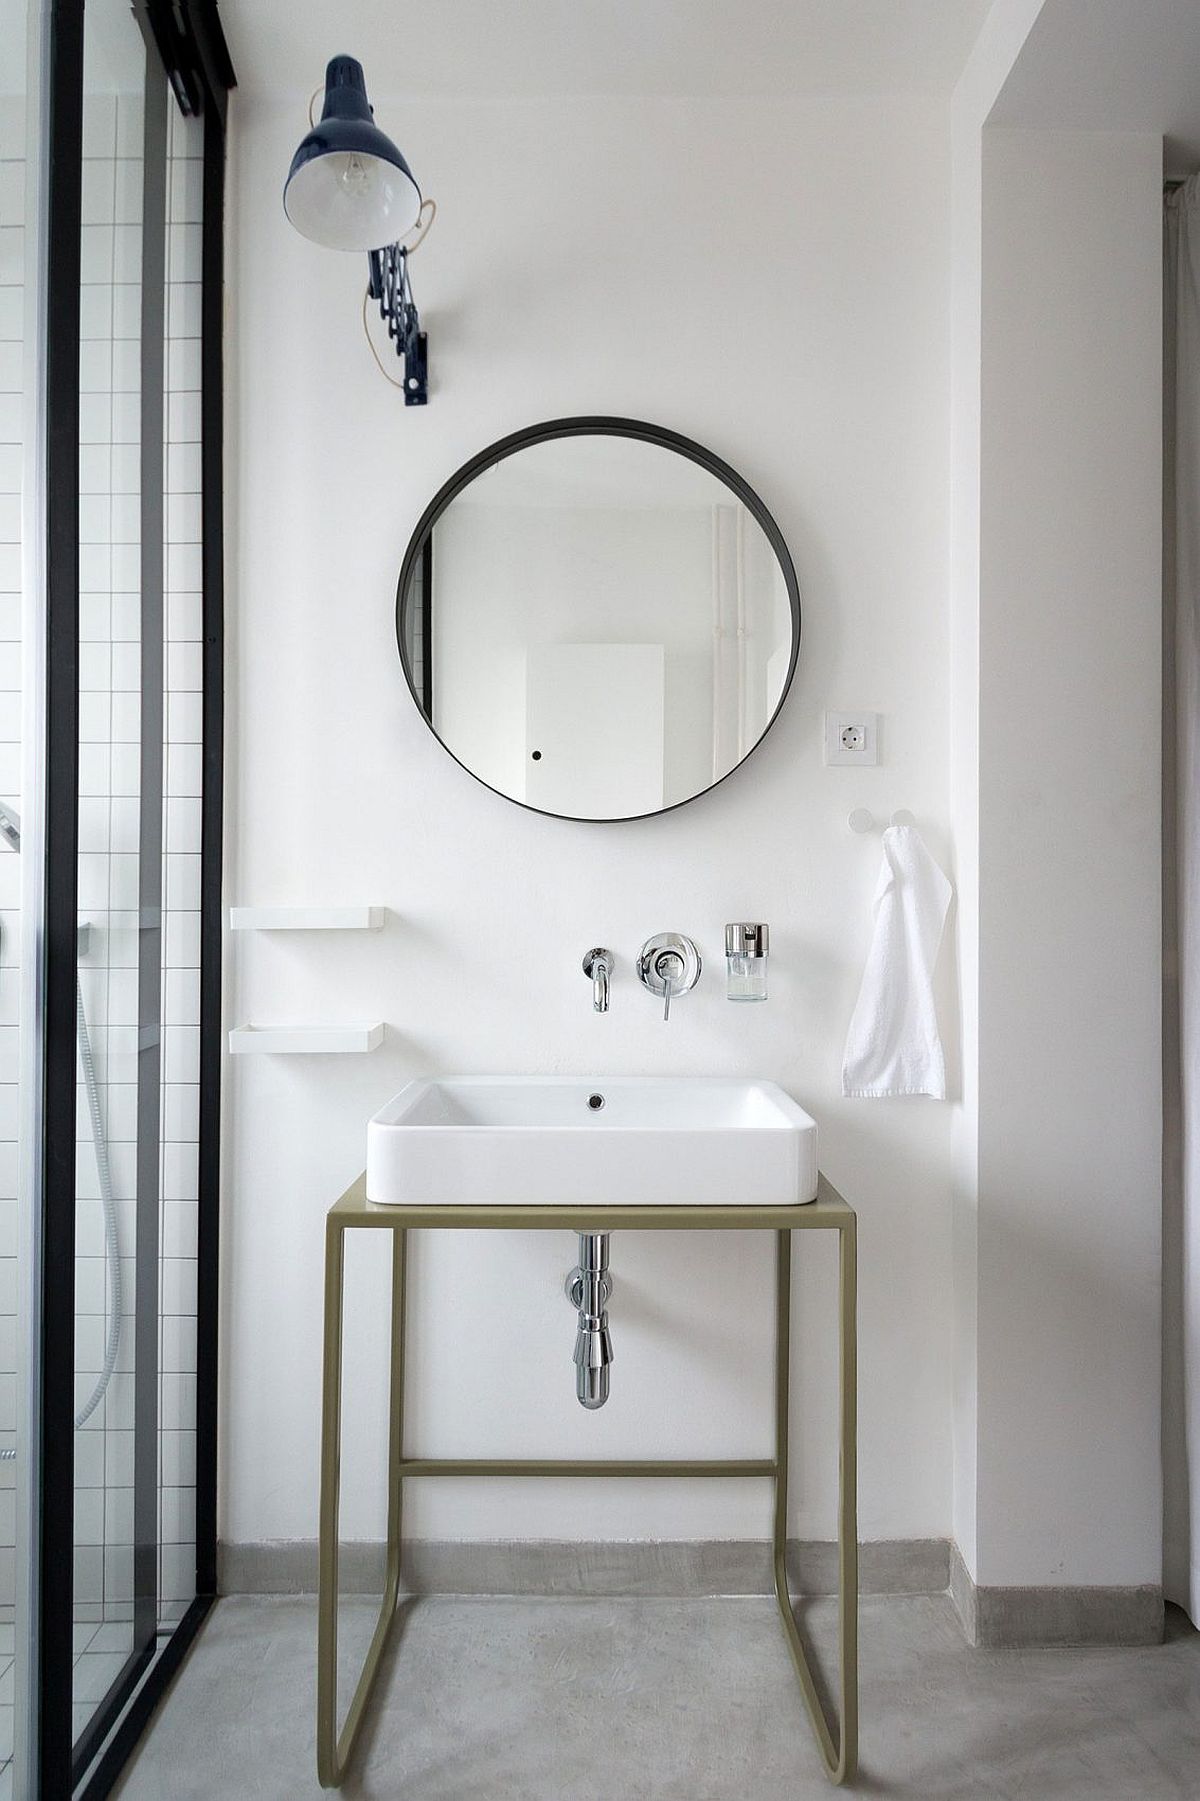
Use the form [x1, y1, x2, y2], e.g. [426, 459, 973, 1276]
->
[582, 947, 614, 1013]
[637, 933, 702, 1020]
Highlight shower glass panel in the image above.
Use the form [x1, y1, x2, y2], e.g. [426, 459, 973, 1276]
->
[65, 1, 217, 1787]
[158, 95, 203, 1639]
[73, 0, 153, 1758]
[0, 0, 34, 1790]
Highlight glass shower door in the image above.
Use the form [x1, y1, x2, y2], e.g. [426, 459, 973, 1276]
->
[53, 0, 218, 1787]
[71, 0, 154, 1757]
[70, 0, 208, 1779]
[0, 0, 227, 1789]
[67, 0, 218, 1785]
[0, 0, 36, 1792]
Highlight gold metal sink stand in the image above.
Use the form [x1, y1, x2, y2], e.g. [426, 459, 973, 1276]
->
[317, 1173, 858, 1788]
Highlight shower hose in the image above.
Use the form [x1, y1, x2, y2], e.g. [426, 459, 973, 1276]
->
[0, 976, 122, 1460]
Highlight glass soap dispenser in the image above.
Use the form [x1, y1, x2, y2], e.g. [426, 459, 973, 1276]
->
[725, 922, 769, 1002]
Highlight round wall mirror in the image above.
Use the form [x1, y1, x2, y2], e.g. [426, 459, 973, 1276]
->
[395, 418, 801, 822]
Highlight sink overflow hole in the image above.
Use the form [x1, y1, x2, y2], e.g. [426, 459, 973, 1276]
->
[587, 1093, 605, 1111]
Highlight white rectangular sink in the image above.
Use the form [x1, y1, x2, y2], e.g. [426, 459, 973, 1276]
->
[366, 1077, 818, 1206]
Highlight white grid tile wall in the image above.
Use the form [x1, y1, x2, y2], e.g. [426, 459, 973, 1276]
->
[74, 84, 146, 1630]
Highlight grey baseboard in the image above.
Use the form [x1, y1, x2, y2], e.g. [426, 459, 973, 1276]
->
[219, 1535, 950, 1600]
[220, 1537, 1166, 1646]
[948, 1538, 977, 1641]
[948, 1543, 1164, 1648]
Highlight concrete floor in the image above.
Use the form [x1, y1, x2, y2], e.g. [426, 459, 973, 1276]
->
[113, 1593, 1200, 1800]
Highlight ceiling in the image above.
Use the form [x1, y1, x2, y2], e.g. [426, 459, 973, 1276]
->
[219, 0, 996, 101]
[990, 0, 1200, 173]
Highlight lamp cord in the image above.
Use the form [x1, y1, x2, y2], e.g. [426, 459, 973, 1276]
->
[362, 285, 408, 389]
[399, 196, 437, 256]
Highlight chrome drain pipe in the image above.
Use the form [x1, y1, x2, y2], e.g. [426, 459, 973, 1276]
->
[566, 1232, 613, 1409]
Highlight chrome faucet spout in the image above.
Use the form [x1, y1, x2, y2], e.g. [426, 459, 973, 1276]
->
[582, 947, 614, 1014]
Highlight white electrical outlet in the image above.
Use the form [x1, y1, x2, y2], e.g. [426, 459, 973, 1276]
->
[824, 711, 879, 766]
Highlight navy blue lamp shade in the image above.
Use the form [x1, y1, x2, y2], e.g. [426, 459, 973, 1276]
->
[283, 56, 421, 252]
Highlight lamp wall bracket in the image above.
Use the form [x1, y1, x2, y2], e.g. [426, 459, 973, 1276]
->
[367, 243, 428, 405]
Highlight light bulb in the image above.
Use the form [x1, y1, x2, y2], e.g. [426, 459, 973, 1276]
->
[339, 153, 373, 195]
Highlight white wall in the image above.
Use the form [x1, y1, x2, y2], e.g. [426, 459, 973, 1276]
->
[974, 126, 1163, 1586]
[223, 95, 954, 1549]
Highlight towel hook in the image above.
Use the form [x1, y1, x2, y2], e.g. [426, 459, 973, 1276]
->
[848, 808, 915, 833]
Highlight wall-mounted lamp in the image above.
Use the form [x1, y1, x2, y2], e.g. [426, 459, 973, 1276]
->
[283, 55, 430, 404]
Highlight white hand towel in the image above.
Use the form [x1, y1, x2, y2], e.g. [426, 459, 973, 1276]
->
[841, 824, 952, 1099]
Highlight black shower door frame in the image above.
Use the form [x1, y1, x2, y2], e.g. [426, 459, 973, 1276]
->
[37, 3, 232, 1795]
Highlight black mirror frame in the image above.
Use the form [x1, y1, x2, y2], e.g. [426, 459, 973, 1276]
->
[395, 416, 802, 823]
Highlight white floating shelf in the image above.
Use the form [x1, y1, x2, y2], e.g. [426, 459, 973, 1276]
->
[228, 1022, 385, 1055]
[230, 907, 385, 932]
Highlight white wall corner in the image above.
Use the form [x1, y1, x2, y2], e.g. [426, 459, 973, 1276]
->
[946, 0, 1053, 1586]
[974, 124, 1163, 1587]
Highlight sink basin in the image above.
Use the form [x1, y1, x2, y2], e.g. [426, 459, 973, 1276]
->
[366, 1077, 818, 1206]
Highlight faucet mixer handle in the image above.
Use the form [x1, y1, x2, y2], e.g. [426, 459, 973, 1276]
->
[636, 934, 701, 1021]
[582, 947, 614, 1013]
[654, 950, 684, 1021]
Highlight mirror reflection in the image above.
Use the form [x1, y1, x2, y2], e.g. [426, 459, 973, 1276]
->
[397, 427, 799, 821]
